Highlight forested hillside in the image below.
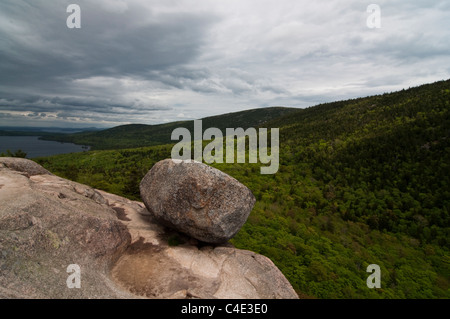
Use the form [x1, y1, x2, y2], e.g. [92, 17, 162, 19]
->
[39, 107, 297, 150]
[35, 80, 450, 298]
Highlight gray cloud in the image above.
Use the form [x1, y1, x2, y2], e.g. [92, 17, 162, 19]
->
[0, 1, 215, 81]
[0, 0, 449, 127]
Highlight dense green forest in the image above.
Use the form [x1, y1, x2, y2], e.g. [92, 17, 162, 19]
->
[32, 80, 450, 298]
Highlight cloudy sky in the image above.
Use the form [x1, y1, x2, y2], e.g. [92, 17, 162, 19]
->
[0, 0, 449, 128]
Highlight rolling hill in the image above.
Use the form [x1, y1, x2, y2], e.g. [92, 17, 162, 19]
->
[40, 106, 298, 150]
[33, 79, 450, 298]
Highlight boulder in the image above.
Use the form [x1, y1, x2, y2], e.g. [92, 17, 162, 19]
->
[139, 159, 256, 244]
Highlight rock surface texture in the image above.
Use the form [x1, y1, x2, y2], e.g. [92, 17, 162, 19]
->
[0, 158, 131, 298]
[0, 158, 298, 299]
[140, 159, 256, 244]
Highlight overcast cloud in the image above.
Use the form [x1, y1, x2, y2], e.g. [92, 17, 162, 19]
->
[0, 0, 449, 128]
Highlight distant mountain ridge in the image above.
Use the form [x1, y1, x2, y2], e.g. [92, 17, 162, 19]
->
[0, 126, 101, 135]
[39, 106, 298, 150]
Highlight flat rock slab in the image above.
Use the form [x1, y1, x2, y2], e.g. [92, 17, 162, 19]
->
[101, 190, 298, 299]
[0, 159, 132, 298]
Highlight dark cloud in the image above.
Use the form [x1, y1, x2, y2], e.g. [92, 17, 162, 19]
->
[0, 1, 216, 83]
[0, 0, 449, 127]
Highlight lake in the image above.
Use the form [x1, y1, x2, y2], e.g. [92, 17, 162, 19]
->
[0, 136, 90, 158]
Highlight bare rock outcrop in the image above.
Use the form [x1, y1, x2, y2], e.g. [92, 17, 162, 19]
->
[0, 157, 132, 298]
[103, 190, 297, 299]
[140, 159, 256, 244]
[0, 158, 298, 299]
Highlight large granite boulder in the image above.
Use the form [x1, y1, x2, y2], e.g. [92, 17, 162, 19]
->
[139, 159, 256, 244]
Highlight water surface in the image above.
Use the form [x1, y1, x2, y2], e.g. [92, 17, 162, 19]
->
[0, 136, 89, 158]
